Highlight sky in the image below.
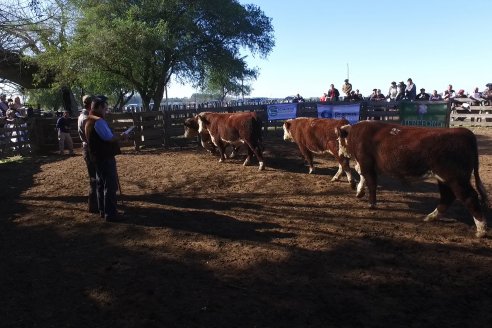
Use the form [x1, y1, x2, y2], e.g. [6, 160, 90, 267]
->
[167, 0, 492, 99]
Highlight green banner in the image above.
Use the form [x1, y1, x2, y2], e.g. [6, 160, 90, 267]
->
[399, 101, 449, 127]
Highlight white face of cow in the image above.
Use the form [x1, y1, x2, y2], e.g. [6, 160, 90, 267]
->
[197, 116, 206, 134]
[184, 126, 198, 138]
[283, 121, 293, 141]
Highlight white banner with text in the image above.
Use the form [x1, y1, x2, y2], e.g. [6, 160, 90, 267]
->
[317, 103, 361, 124]
[267, 103, 298, 120]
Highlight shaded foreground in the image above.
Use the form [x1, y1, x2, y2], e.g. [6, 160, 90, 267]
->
[1, 128, 492, 327]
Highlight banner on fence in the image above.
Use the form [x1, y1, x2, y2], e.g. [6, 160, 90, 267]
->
[317, 103, 360, 124]
[267, 103, 297, 120]
[399, 101, 449, 127]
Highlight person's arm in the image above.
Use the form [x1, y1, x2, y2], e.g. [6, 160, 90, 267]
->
[94, 119, 126, 142]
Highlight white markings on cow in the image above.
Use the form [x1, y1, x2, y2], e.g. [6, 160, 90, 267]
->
[331, 164, 343, 181]
[390, 128, 401, 136]
[424, 208, 442, 222]
[259, 161, 265, 171]
[283, 124, 293, 141]
[474, 217, 487, 238]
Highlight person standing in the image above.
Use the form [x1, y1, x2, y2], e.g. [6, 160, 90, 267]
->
[78, 95, 98, 213]
[56, 110, 74, 155]
[328, 84, 340, 101]
[405, 78, 417, 100]
[387, 81, 398, 100]
[341, 79, 352, 97]
[85, 96, 128, 221]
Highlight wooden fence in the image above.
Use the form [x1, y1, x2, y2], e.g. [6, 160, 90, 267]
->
[2, 100, 491, 158]
[0, 118, 31, 158]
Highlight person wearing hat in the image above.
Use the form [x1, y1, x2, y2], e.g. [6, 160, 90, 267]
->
[416, 88, 430, 101]
[387, 81, 398, 100]
[341, 79, 352, 97]
[56, 110, 74, 155]
[405, 78, 416, 100]
[85, 96, 128, 222]
[78, 95, 98, 213]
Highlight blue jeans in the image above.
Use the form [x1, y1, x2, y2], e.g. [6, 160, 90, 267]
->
[95, 157, 118, 219]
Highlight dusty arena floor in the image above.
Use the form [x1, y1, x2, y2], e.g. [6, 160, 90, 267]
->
[1, 128, 492, 327]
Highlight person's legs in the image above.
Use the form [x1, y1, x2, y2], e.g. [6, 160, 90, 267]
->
[95, 164, 105, 218]
[83, 148, 99, 213]
[66, 133, 74, 154]
[58, 131, 65, 154]
[97, 158, 118, 220]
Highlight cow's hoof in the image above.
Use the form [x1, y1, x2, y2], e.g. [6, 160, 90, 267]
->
[219, 158, 224, 163]
[424, 209, 441, 222]
[330, 176, 341, 182]
[309, 168, 315, 174]
[356, 190, 365, 198]
[258, 162, 265, 171]
[476, 230, 487, 238]
[369, 203, 376, 209]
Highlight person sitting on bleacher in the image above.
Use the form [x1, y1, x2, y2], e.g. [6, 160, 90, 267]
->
[443, 84, 456, 101]
[469, 87, 485, 105]
[416, 88, 430, 101]
[429, 90, 442, 101]
[482, 83, 492, 105]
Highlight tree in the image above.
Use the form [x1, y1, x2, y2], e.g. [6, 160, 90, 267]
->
[204, 55, 258, 101]
[71, 0, 274, 111]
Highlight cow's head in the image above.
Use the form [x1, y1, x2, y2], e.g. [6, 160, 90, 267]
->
[197, 114, 210, 134]
[183, 117, 199, 138]
[283, 120, 293, 141]
[336, 124, 352, 158]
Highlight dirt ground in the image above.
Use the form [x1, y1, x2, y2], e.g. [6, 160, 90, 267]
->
[1, 127, 492, 328]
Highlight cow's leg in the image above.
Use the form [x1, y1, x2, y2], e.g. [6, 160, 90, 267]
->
[425, 181, 455, 222]
[215, 140, 227, 162]
[365, 173, 378, 208]
[228, 145, 239, 159]
[243, 145, 253, 166]
[298, 145, 314, 173]
[450, 181, 487, 238]
[331, 164, 344, 181]
[333, 156, 355, 189]
[244, 140, 265, 171]
[354, 161, 366, 197]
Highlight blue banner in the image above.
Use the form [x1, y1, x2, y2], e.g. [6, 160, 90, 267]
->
[317, 103, 360, 124]
[267, 103, 297, 120]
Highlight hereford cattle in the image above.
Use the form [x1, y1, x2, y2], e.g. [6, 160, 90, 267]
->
[337, 121, 489, 237]
[283, 117, 355, 188]
[196, 111, 265, 170]
[184, 115, 242, 158]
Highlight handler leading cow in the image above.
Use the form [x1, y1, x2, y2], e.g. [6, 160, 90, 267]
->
[283, 117, 355, 188]
[338, 121, 488, 238]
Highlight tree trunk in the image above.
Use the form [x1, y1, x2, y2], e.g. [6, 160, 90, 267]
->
[61, 86, 78, 116]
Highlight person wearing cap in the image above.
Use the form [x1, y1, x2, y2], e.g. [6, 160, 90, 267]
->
[387, 81, 398, 100]
[405, 78, 416, 100]
[341, 79, 352, 96]
[78, 95, 98, 213]
[85, 96, 128, 222]
[416, 88, 430, 101]
[56, 110, 74, 155]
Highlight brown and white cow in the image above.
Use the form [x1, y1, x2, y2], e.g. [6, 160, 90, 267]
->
[196, 111, 265, 170]
[184, 114, 243, 158]
[283, 117, 355, 187]
[338, 121, 489, 237]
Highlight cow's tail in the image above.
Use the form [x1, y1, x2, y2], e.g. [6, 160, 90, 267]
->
[473, 138, 489, 209]
[253, 115, 264, 152]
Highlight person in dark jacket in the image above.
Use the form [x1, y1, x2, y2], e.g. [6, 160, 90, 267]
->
[78, 95, 98, 213]
[85, 96, 128, 221]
